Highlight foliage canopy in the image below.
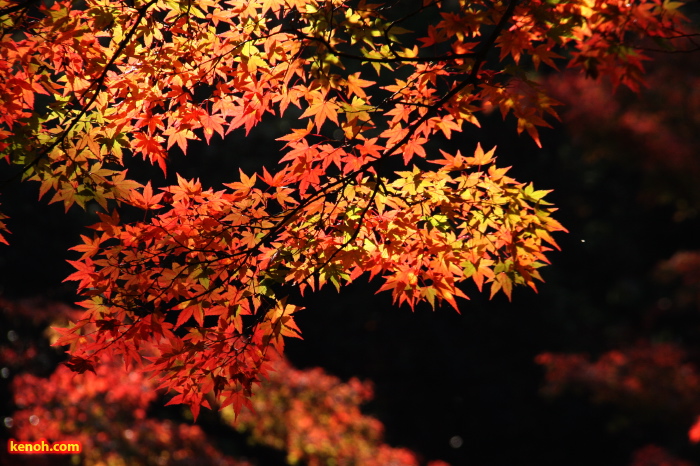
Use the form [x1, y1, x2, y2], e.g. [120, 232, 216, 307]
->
[0, 0, 690, 417]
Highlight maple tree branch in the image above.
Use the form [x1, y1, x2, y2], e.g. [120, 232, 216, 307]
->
[305, 174, 384, 285]
[381, 0, 441, 58]
[291, 29, 478, 64]
[1, 0, 159, 191]
[200, 2, 519, 294]
[635, 45, 700, 53]
[287, 0, 477, 65]
[379, 0, 519, 161]
[0, 0, 39, 18]
[632, 30, 700, 54]
[106, 174, 362, 330]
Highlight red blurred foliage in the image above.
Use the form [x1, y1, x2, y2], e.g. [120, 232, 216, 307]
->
[537, 343, 700, 462]
[538, 24, 700, 462]
[0, 298, 80, 376]
[0, 298, 81, 326]
[545, 51, 700, 216]
[631, 445, 695, 466]
[536, 343, 700, 412]
[9, 353, 248, 465]
[657, 251, 700, 309]
[689, 417, 700, 443]
[226, 355, 440, 466]
[2, 299, 444, 465]
[661, 252, 700, 286]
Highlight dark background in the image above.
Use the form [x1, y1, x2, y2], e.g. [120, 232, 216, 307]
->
[2, 27, 700, 466]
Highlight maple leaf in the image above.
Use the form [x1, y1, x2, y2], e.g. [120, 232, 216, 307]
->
[5, 0, 684, 422]
[0, 204, 10, 246]
[356, 138, 383, 159]
[64, 356, 96, 374]
[163, 127, 196, 153]
[401, 136, 427, 165]
[465, 143, 496, 166]
[346, 73, 376, 99]
[431, 149, 467, 170]
[277, 120, 314, 145]
[69, 234, 103, 259]
[132, 132, 168, 174]
[223, 169, 257, 192]
[127, 182, 165, 210]
[198, 112, 226, 143]
[64, 258, 98, 291]
[300, 92, 340, 130]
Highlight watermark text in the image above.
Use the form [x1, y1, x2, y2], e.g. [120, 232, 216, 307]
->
[8, 439, 82, 454]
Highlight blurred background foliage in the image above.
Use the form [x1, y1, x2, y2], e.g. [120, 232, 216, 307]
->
[2, 10, 700, 465]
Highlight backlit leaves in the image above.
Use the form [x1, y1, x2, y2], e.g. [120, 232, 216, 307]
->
[1, 0, 689, 417]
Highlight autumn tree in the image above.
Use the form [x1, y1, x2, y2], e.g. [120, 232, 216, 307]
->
[0, 0, 691, 418]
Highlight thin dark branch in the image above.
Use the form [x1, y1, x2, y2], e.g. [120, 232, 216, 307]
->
[1, 0, 159, 191]
[290, 28, 480, 63]
[0, 0, 39, 18]
[379, 0, 519, 160]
